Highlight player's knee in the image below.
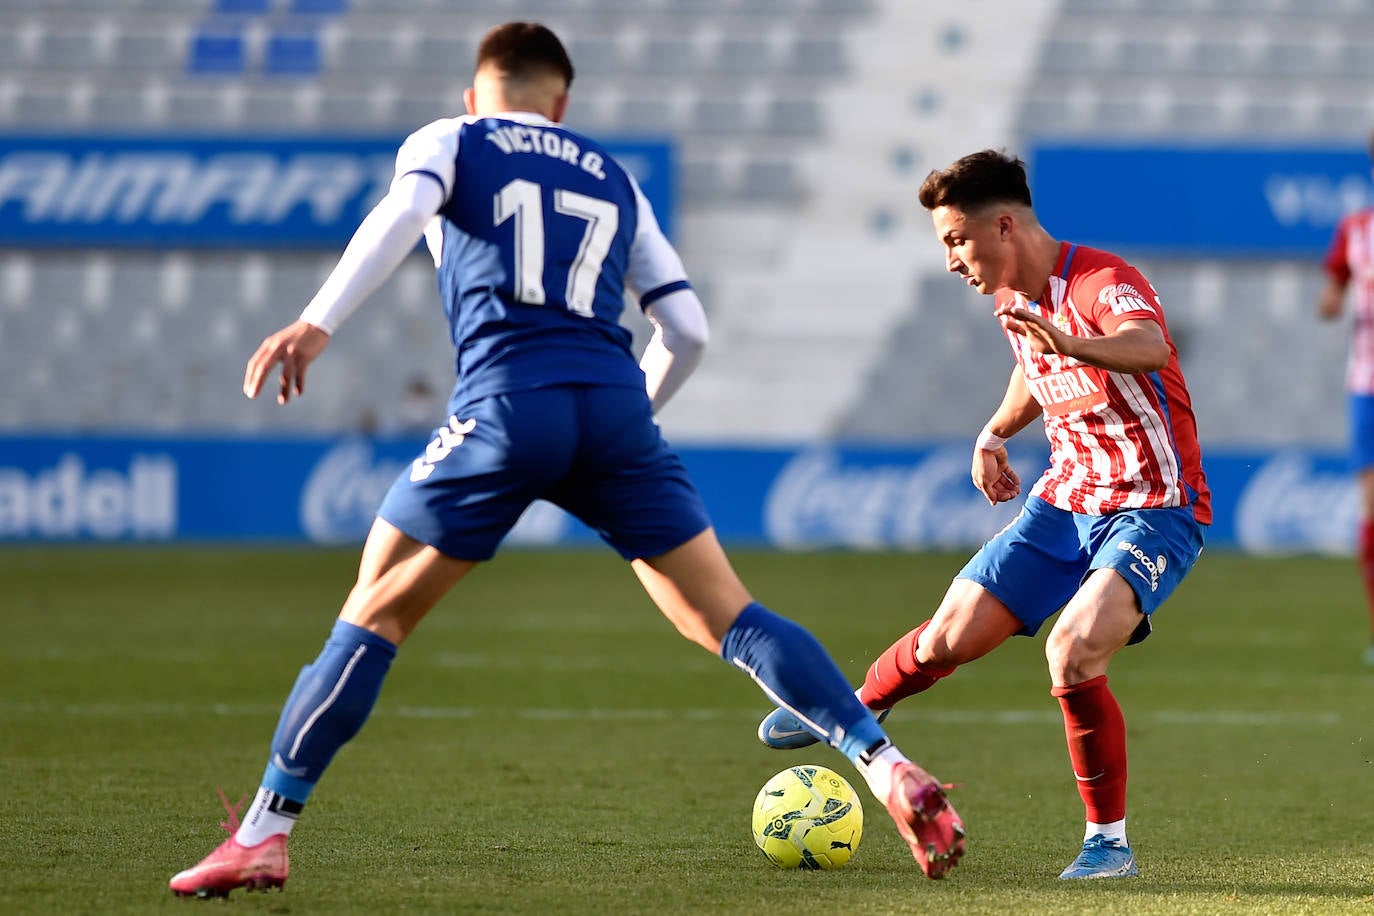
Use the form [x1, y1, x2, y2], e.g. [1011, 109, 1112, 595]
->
[1359, 472, 1374, 518]
[658, 601, 730, 653]
[676, 617, 723, 653]
[1044, 631, 1106, 684]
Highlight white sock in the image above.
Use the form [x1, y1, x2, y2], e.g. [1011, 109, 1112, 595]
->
[234, 787, 300, 847]
[1086, 818, 1127, 845]
[854, 743, 908, 802]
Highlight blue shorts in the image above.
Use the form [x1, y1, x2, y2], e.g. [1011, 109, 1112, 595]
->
[1350, 394, 1374, 471]
[377, 385, 712, 562]
[957, 495, 1206, 642]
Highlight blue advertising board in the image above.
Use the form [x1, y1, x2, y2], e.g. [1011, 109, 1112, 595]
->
[1029, 143, 1374, 256]
[0, 435, 1357, 555]
[0, 134, 675, 247]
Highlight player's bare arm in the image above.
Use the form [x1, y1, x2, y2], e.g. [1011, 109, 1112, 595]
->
[243, 320, 332, 404]
[972, 366, 1040, 505]
[996, 307, 1169, 374]
[1317, 277, 1347, 320]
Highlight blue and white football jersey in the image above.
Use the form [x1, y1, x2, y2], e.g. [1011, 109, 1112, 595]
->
[394, 112, 690, 407]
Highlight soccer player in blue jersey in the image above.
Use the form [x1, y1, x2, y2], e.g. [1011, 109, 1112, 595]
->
[168, 22, 963, 898]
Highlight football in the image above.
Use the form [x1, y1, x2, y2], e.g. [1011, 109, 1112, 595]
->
[751, 765, 863, 869]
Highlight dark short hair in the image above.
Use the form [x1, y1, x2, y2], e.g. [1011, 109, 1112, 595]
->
[917, 149, 1032, 212]
[476, 22, 574, 88]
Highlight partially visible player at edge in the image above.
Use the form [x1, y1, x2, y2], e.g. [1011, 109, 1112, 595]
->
[758, 149, 1210, 880]
[168, 22, 963, 899]
[1317, 131, 1374, 667]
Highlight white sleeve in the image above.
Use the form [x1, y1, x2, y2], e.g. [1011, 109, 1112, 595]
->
[623, 174, 690, 301]
[640, 287, 708, 413]
[622, 174, 705, 412]
[298, 172, 444, 334]
[391, 117, 463, 200]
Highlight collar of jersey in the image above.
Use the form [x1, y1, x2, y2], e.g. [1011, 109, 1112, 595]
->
[1031, 242, 1077, 311]
[486, 110, 554, 126]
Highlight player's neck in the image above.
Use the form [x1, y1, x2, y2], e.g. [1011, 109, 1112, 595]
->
[1011, 232, 1063, 302]
[479, 104, 555, 121]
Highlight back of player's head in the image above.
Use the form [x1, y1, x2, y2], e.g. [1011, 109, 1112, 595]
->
[476, 22, 575, 89]
[918, 149, 1033, 212]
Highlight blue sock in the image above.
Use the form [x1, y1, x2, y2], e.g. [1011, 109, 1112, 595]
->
[260, 619, 397, 804]
[719, 602, 888, 762]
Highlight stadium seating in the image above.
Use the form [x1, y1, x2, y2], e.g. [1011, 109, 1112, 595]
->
[0, 0, 1355, 447]
[0, 0, 876, 437]
[837, 0, 1353, 446]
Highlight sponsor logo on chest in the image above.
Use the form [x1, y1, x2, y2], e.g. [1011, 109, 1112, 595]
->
[1025, 366, 1104, 411]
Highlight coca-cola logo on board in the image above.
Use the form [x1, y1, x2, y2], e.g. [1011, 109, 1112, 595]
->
[764, 447, 1024, 550]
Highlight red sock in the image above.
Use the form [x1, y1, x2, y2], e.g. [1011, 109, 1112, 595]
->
[1358, 521, 1374, 639]
[1052, 675, 1127, 824]
[858, 620, 956, 710]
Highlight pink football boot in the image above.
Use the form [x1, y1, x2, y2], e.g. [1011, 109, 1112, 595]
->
[169, 789, 289, 898]
[884, 761, 966, 878]
[169, 834, 289, 898]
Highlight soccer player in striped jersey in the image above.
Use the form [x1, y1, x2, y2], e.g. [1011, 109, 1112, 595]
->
[168, 22, 963, 899]
[1319, 144, 1374, 667]
[759, 149, 1210, 880]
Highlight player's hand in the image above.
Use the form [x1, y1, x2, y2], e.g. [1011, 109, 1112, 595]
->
[243, 320, 331, 404]
[971, 445, 1020, 505]
[995, 305, 1074, 357]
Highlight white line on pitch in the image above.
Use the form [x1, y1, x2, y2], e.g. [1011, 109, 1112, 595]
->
[0, 701, 1344, 727]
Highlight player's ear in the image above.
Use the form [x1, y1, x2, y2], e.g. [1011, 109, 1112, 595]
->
[462, 87, 477, 116]
[998, 214, 1012, 240]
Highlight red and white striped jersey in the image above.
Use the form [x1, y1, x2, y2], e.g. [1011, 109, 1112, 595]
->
[1323, 207, 1374, 394]
[995, 242, 1211, 524]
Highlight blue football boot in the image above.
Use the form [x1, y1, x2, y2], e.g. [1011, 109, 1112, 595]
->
[1058, 834, 1138, 879]
[757, 704, 889, 750]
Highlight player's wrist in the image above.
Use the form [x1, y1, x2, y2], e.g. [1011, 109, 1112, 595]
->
[975, 425, 1008, 452]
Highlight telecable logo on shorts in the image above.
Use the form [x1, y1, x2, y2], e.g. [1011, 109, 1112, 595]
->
[1117, 539, 1166, 592]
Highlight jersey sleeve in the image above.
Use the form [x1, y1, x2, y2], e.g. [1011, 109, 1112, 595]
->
[623, 173, 692, 308]
[1080, 266, 1163, 335]
[1324, 214, 1351, 285]
[392, 117, 464, 202]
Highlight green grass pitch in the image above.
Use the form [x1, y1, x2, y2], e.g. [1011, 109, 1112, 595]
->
[3, 547, 1373, 914]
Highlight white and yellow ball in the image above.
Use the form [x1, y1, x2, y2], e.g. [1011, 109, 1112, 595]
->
[751, 765, 863, 869]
